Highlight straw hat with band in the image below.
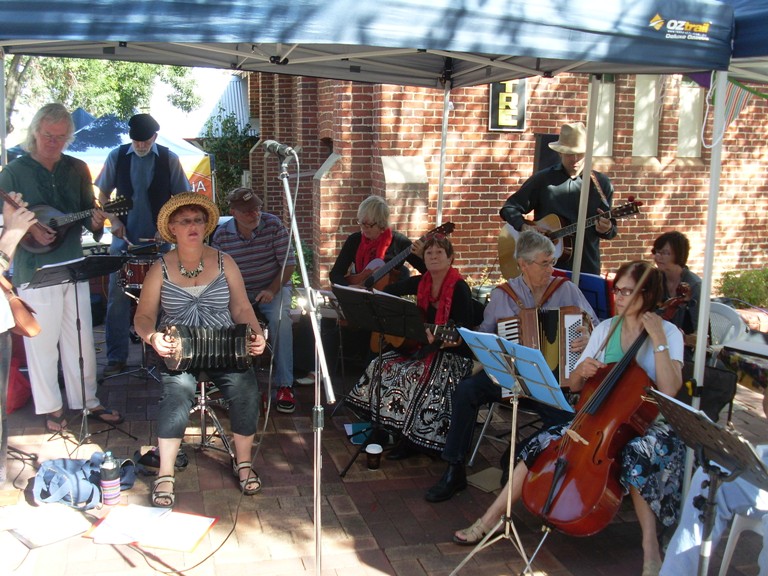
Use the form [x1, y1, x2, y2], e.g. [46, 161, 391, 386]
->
[548, 122, 587, 155]
[156, 192, 220, 243]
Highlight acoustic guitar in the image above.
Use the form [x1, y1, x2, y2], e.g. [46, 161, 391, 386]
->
[373, 322, 461, 353]
[498, 199, 642, 279]
[0, 189, 132, 255]
[345, 222, 455, 290]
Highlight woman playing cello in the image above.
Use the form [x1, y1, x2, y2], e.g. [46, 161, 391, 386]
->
[453, 261, 683, 576]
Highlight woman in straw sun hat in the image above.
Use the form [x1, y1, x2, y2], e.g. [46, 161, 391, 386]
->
[134, 192, 267, 508]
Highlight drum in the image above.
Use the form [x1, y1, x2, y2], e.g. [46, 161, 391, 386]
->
[118, 257, 156, 290]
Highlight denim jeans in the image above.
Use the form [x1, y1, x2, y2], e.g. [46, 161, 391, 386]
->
[157, 367, 260, 439]
[105, 239, 131, 364]
[254, 285, 294, 388]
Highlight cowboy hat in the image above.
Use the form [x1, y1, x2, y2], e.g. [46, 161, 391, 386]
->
[548, 122, 587, 154]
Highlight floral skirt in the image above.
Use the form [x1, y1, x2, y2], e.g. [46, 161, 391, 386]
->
[346, 349, 473, 452]
[519, 420, 684, 527]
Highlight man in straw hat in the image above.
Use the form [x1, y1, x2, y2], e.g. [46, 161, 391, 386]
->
[96, 113, 191, 378]
[499, 122, 616, 275]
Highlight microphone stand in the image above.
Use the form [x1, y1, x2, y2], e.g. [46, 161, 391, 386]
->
[271, 149, 334, 576]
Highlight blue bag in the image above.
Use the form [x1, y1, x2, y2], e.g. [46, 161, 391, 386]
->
[33, 453, 136, 510]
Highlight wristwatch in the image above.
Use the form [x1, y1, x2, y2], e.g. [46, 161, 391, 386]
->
[654, 344, 669, 354]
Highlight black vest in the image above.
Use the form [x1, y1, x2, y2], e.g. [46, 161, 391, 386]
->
[115, 143, 172, 224]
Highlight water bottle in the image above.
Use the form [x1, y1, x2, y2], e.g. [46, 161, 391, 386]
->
[100, 451, 121, 506]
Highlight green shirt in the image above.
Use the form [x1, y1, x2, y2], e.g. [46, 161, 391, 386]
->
[0, 153, 100, 285]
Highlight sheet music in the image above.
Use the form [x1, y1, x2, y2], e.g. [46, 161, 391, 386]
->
[458, 327, 573, 413]
[652, 389, 768, 491]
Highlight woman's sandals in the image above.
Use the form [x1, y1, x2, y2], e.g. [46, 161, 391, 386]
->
[151, 475, 176, 508]
[233, 462, 261, 495]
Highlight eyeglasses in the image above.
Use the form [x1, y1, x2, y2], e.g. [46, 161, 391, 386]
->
[651, 249, 673, 257]
[613, 286, 642, 297]
[172, 217, 207, 227]
[529, 258, 557, 269]
[38, 131, 69, 144]
[358, 221, 378, 229]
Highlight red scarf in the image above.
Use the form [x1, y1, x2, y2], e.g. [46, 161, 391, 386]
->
[417, 266, 462, 325]
[355, 228, 393, 274]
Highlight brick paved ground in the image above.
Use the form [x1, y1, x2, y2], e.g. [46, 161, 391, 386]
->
[1, 322, 766, 575]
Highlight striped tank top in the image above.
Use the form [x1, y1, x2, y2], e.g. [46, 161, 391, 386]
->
[158, 250, 233, 329]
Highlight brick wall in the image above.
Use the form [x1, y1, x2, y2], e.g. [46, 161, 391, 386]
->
[249, 72, 768, 293]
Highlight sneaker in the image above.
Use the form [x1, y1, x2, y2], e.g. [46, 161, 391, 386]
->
[102, 361, 126, 378]
[275, 386, 296, 414]
[295, 372, 315, 386]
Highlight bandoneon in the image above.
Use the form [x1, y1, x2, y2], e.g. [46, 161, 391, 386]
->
[163, 324, 253, 372]
[497, 306, 591, 383]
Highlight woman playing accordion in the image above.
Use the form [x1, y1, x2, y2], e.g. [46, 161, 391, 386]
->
[134, 193, 267, 508]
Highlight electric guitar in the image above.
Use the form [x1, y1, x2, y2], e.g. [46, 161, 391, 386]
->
[345, 222, 455, 290]
[498, 199, 642, 279]
[0, 189, 133, 255]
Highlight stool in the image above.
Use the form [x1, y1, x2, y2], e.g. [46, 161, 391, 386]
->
[189, 375, 235, 462]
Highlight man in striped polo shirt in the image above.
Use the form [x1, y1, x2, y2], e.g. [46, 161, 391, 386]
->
[211, 188, 297, 413]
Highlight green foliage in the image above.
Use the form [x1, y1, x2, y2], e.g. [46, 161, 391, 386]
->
[3, 56, 199, 134]
[291, 242, 315, 287]
[718, 268, 768, 308]
[199, 107, 259, 215]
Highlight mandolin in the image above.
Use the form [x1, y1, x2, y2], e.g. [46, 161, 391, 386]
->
[345, 222, 455, 290]
[498, 199, 642, 279]
[0, 189, 132, 255]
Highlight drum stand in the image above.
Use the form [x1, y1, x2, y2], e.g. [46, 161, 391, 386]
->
[101, 288, 160, 383]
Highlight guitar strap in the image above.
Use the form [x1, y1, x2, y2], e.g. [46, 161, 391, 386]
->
[498, 276, 567, 309]
[589, 171, 609, 208]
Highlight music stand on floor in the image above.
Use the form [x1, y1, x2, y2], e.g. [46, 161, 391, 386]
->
[27, 255, 137, 449]
[450, 327, 574, 576]
[331, 284, 428, 477]
[650, 389, 768, 576]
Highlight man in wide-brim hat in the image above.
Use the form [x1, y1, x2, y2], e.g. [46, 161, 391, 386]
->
[498, 121, 617, 276]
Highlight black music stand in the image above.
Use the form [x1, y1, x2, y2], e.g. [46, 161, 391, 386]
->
[28, 255, 137, 449]
[450, 328, 574, 576]
[651, 389, 768, 576]
[332, 284, 428, 476]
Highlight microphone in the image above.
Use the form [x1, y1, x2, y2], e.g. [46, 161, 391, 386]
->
[262, 139, 295, 156]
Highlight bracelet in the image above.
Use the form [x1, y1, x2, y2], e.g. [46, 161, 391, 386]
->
[147, 332, 158, 346]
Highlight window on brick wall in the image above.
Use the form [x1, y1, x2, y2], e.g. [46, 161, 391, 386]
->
[588, 75, 615, 157]
[632, 75, 662, 157]
[677, 78, 705, 158]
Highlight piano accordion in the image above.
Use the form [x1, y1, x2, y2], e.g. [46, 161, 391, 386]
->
[163, 324, 253, 372]
[497, 306, 591, 383]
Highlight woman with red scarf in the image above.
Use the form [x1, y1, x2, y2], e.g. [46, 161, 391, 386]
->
[329, 195, 425, 287]
[345, 234, 476, 456]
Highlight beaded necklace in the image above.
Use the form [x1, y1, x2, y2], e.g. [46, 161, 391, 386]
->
[179, 258, 204, 278]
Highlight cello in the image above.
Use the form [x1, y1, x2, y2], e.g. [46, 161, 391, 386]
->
[521, 282, 690, 537]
